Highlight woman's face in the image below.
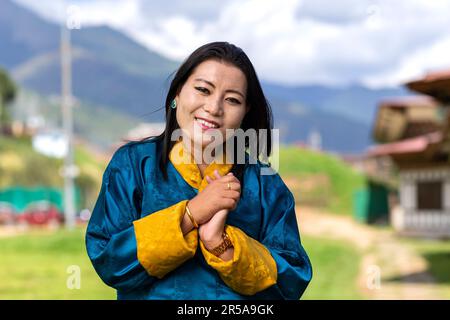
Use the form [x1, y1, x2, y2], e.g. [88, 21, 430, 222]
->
[175, 59, 249, 153]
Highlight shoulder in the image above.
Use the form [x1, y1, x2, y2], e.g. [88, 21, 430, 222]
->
[244, 156, 291, 195]
[102, 137, 162, 191]
[252, 157, 294, 203]
[108, 136, 162, 169]
[244, 153, 283, 184]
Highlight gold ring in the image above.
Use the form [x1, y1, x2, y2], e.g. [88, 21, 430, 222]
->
[227, 182, 231, 190]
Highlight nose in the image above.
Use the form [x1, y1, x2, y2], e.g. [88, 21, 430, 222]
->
[203, 97, 223, 116]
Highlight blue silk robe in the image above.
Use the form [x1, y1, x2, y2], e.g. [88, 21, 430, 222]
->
[85, 137, 312, 300]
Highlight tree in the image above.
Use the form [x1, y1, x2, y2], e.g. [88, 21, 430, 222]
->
[0, 68, 17, 134]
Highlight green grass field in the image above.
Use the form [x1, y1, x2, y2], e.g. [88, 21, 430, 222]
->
[396, 237, 450, 299]
[0, 228, 115, 299]
[301, 235, 363, 300]
[0, 227, 363, 300]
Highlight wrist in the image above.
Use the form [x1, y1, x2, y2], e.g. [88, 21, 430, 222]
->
[204, 231, 234, 257]
[201, 232, 224, 250]
[181, 210, 195, 234]
[185, 201, 199, 228]
[186, 199, 205, 225]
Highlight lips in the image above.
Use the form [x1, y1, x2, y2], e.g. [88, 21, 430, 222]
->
[194, 116, 220, 129]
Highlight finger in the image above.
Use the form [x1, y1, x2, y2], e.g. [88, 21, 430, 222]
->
[222, 190, 241, 200]
[223, 198, 236, 210]
[217, 198, 233, 210]
[219, 175, 240, 183]
[206, 175, 212, 184]
[214, 170, 222, 179]
[224, 179, 241, 191]
[223, 181, 241, 192]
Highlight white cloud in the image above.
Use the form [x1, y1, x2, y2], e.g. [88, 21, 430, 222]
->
[12, 0, 450, 88]
[363, 35, 450, 88]
[133, 15, 209, 61]
[13, 0, 66, 22]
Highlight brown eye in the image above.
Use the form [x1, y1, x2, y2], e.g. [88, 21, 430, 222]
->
[227, 97, 241, 105]
[195, 87, 210, 94]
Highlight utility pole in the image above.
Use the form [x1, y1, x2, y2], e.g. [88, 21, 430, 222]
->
[61, 24, 76, 229]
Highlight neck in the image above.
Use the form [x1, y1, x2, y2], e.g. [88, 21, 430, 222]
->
[181, 139, 224, 166]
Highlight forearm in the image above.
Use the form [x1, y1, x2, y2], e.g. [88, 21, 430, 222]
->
[181, 209, 195, 235]
[181, 199, 204, 235]
[182, 208, 233, 261]
[134, 200, 198, 279]
[86, 222, 157, 291]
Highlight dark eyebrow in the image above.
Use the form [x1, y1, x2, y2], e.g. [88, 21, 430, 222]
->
[194, 78, 245, 98]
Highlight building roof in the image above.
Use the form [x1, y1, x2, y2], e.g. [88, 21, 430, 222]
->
[367, 131, 443, 157]
[378, 95, 438, 109]
[367, 131, 443, 156]
[406, 69, 450, 103]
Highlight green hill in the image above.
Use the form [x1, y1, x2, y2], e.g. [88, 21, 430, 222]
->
[278, 145, 365, 215]
[0, 135, 106, 210]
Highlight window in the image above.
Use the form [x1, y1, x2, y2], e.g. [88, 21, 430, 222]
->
[417, 181, 442, 210]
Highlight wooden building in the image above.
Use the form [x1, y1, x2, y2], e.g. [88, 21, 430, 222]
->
[368, 70, 450, 238]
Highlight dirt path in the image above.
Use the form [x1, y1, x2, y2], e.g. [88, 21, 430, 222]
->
[297, 206, 443, 300]
[0, 225, 29, 238]
[0, 224, 58, 238]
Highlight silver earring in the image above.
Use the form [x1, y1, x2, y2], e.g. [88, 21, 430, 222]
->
[170, 100, 177, 109]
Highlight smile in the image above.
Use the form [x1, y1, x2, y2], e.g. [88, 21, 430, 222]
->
[195, 117, 220, 129]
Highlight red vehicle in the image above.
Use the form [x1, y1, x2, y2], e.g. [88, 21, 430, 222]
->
[0, 202, 16, 225]
[17, 201, 63, 226]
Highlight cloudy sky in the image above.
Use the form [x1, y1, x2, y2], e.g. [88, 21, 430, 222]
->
[13, 0, 450, 88]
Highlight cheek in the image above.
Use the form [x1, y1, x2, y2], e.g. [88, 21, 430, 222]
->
[223, 109, 247, 129]
[176, 98, 198, 125]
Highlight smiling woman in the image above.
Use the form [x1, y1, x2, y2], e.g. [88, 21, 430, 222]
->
[85, 42, 312, 300]
[175, 59, 249, 158]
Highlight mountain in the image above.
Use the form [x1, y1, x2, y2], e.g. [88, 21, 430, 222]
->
[0, 0, 59, 68]
[262, 83, 412, 152]
[262, 83, 410, 125]
[0, 0, 178, 121]
[0, 0, 416, 153]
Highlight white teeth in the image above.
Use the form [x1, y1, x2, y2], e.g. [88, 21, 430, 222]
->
[196, 118, 218, 128]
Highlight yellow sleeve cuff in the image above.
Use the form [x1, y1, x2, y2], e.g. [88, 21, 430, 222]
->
[133, 200, 198, 279]
[200, 225, 277, 296]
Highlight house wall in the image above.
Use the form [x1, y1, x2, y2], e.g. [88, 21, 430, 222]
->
[395, 167, 450, 237]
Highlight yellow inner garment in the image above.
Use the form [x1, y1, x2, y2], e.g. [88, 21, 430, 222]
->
[169, 139, 233, 191]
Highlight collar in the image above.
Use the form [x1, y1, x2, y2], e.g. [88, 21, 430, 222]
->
[169, 140, 233, 191]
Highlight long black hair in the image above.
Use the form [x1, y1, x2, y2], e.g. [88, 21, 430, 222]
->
[149, 41, 273, 185]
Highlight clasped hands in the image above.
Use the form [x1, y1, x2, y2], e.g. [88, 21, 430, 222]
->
[187, 169, 241, 251]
